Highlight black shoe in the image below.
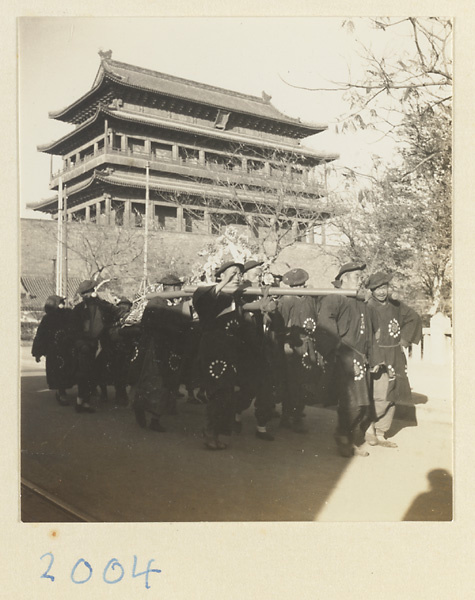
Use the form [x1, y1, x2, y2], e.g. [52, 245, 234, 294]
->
[55, 391, 69, 406]
[134, 406, 147, 428]
[75, 402, 95, 413]
[233, 420, 243, 434]
[279, 416, 293, 429]
[150, 418, 166, 432]
[256, 430, 274, 441]
[292, 419, 308, 434]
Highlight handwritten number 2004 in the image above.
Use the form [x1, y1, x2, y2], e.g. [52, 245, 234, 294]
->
[40, 554, 161, 589]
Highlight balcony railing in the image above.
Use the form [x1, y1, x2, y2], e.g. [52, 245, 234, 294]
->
[51, 145, 321, 193]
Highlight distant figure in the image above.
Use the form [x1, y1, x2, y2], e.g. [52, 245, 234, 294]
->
[403, 469, 453, 521]
[32, 295, 76, 406]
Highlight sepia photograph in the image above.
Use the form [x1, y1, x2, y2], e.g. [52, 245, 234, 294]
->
[19, 16, 453, 524]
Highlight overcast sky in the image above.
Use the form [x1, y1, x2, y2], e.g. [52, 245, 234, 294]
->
[19, 16, 401, 218]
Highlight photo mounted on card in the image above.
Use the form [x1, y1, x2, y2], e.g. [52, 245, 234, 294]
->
[19, 15, 452, 525]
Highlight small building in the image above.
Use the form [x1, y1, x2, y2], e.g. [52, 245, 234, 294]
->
[32, 51, 338, 244]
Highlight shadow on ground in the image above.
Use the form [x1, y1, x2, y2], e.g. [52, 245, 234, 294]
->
[22, 374, 356, 522]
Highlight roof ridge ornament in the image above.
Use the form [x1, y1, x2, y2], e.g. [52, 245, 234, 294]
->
[98, 49, 113, 60]
[261, 91, 272, 103]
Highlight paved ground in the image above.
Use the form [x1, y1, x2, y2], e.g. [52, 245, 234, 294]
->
[20, 344, 452, 522]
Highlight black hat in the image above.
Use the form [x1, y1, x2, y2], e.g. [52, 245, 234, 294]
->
[335, 262, 366, 281]
[282, 268, 309, 287]
[366, 271, 392, 290]
[243, 260, 264, 273]
[44, 295, 65, 312]
[158, 274, 183, 286]
[117, 296, 132, 306]
[215, 261, 244, 279]
[77, 279, 96, 295]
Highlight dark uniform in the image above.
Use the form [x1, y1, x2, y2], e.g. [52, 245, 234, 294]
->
[32, 295, 76, 404]
[316, 293, 381, 452]
[193, 283, 243, 443]
[278, 269, 320, 433]
[72, 280, 120, 412]
[131, 294, 192, 431]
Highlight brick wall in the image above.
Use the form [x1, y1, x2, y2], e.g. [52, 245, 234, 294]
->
[21, 218, 340, 296]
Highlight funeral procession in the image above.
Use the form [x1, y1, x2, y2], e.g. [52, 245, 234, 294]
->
[20, 20, 452, 523]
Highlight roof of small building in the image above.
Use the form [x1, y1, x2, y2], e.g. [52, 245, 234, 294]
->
[48, 55, 327, 135]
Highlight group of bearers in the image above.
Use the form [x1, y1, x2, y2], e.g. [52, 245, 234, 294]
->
[32, 258, 422, 458]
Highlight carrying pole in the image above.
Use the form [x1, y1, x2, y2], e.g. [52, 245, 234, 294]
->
[143, 161, 150, 287]
[146, 286, 358, 300]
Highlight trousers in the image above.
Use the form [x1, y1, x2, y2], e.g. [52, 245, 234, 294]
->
[371, 370, 396, 435]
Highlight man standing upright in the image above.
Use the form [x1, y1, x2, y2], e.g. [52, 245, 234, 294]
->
[365, 272, 422, 448]
[315, 263, 382, 457]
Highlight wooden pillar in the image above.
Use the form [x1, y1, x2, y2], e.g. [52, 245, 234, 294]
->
[306, 225, 315, 244]
[104, 118, 109, 152]
[94, 141, 99, 154]
[292, 221, 298, 240]
[145, 139, 151, 156]
[85, 205, 91, 223]
[123, 200, 131, 227]
[264, 161, 271, 176]
[104, 194, 111, 225]
[241, 157, 248, 173]
[96, 201, 101, 225]
[172, 144, 179, 161]
[176, 206, 183, 232]
[199, 149, 205, 165]
[121, 134, 128, 153]
[204, 209, 211, 234]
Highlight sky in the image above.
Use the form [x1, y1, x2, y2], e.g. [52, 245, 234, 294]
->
[18, 16, 402, 218]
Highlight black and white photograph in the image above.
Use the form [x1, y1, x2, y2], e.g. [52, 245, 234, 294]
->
[18, 16, 453, 526]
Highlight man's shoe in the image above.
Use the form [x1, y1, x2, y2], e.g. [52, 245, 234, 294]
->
[334, 434, 353, 458]
[75, 401, 95, 413]
[233, 420, 243, 434]
[150, 418, 166, 432]
[133, 406, 147, 428]
[256, 430, 274, 441]
[56, 391, 69, 406]
[279, 416, 293, 429]
[377, 437, 398, 448]
[292, 419, 308, 434]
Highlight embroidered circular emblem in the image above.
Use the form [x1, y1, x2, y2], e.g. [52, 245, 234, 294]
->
[130, 345, 139, 363]
[387, 364, 396, 379]
[209, 359, 228, 379]
[301, 351, 313, 370]
[54, 329, 65, 344]
[56, 355, 65, 369]
[353, 358, 365, 381]
[168, 352, 181, 372]
[303, 317, 316, 334]
[225, 318, 240, 332]
[359, 313, 365, 335]
[388, 318, 401, 338]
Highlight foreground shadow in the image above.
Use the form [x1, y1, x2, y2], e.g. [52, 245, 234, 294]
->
[403, 469, 453, 521]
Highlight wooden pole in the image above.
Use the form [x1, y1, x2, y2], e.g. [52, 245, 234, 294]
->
[146, 286, 358, 300]
[143, 161, 150, 285]
[56, 177, 63, 295]
[62, 186, 68, 298]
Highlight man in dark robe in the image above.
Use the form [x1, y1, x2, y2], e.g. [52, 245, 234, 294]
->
[32, 295, 76, 405]
[72, 280, 120, 413]
[192, 261, 244, 450]
[315, 263, 382, 457]
[278, 268, 320, 434]
[234, 260, 276, 441]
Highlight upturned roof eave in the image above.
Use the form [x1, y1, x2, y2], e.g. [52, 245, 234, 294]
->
[37, 105, 339, 162]
[31, 169, 325, 212]
[47, 59, 327, 134]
